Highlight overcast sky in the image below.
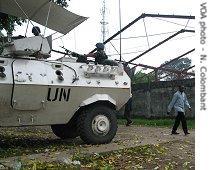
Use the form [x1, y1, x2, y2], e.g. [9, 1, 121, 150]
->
[12, 0, 195, 72]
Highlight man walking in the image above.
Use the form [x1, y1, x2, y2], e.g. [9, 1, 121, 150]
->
[167, 85, 192, 135]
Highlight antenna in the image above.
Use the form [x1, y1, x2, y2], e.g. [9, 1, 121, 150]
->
[100, 0, 109, 43]
[118, 0, 122, 61]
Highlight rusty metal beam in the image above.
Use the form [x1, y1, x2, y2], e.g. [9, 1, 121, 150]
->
[127, 62, 195, 76]
[138, 49, 195, 80]
[144, 13, 195, 19]
[156, 49, 195, 69]
[158, 65, 195, 80]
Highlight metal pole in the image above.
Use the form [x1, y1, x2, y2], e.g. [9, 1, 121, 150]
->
[119, 0, 122, 61]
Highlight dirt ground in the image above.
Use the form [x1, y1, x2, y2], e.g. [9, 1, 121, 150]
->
[0, 125, 194, 169]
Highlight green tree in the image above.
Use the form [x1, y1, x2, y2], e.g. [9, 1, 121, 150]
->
[0, 0, 70, 34]
[132, 70, 155, 84]
[157, 57, 192, 81]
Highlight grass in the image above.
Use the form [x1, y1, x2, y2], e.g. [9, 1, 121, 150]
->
[0, 128, 77, 159]
[19, 140, 194, 169]
[117, 117, 195, 129]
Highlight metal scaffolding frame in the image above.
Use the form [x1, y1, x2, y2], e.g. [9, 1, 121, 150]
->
[128, 29, 194, 64]
[89, 12, 195, 82]
[138, 49, 195, 81]
[158, 65, 195, 80]
[90, 13, 195, 53]
[124, 61, 195, 76]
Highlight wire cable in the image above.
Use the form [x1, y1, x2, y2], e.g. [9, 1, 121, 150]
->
[108, 41, 126, 61]
[108, 50, 145, 56]
[43, 0, 52, 37]
[44, 60, 78, 83]
[109, 35, 194, 57]
[13, 0, 40, 34]
[109, 41, 120, 55]
[112, 30, 179, 40]
[184, 18, 191, 29]
[143, 18, 150, 48]
[40, 0, 52, 52]
[153, 17, 194, 28]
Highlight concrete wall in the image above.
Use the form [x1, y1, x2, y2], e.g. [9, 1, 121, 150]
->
[130, 79, 195, 118]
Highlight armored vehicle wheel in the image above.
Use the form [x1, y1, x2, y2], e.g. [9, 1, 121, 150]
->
[77, 104, 117, 144]
[51, 120, 78, 139]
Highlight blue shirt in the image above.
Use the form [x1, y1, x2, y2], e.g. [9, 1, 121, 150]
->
[167, 91, 191, 114]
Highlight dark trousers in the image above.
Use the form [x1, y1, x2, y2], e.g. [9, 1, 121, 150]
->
[172, 111, 188, 134]
[124, 98, 132, 123]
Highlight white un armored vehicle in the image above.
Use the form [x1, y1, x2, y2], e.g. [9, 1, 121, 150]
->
[0, 0, 131, 144]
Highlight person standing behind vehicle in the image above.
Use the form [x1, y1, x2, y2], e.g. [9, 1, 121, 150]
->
[123, 62, 134, 126]
[167, 85, 192, 135]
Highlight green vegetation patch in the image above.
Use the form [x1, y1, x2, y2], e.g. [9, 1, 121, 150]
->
[117, 117, 195, 129]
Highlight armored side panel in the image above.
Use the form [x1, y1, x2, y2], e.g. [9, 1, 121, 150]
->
[0, 57, 131, 127]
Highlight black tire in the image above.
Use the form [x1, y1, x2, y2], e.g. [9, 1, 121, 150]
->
[77, 104, 118, 144]
[51, 119, 78, 139]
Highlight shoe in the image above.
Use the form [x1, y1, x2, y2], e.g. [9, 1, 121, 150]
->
[171, 132, 179, 135]
[126, 120, 133, 126]
[185, 132, 190, 135]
